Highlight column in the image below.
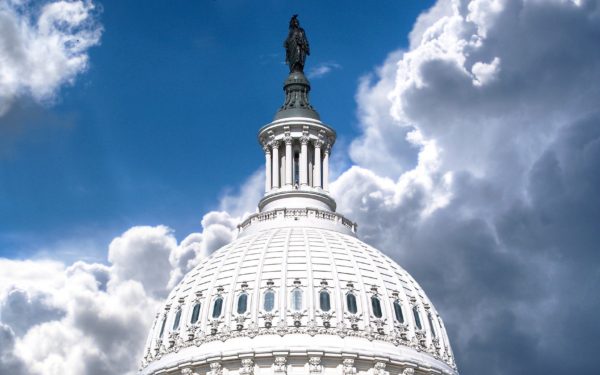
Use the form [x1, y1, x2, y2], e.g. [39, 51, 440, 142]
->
[285, 135, 293, 186]
[264, 144, 272, 193]
[313, 140, 322, 188]
[299, 135, 309, 185]
[323, 143, 330, 191]
[271, 140, 280, 189]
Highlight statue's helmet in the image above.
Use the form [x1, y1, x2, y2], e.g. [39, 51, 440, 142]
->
[290, 14, 299, 28]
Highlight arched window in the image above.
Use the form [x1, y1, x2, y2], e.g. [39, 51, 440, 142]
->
[190, 302, 201, 324]
[393, 300, 404, 323]
[319, 290, 331, 311]
[346, 293, 358, 314]
[159, 316, 166, 338]
[371, 296, 383, 318]
[428, 312, 437, 338]
[291, 288, 303, 311]
[237, 293, 248, 314]
[264, 290, 275, 312]
[212, 297, 223, 318]
[413, 306, 422, 330]
[172, 309, 182, 330]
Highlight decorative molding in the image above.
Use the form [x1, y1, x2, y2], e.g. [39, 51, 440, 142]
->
[402, 368, 415, 375]
[372, 362, 389, 375]
[273, 356, 287, 375]
[308, 357, 322, 374]
[239, 358, 254, 375]
[342, 359, 357, 375]
[208, 362, 223, 375]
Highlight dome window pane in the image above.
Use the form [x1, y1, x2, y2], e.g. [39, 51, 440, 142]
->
[237, 293, 248, 314]
[346, 293, 358, 314]
[428, 312, 437, 338]
[319, 290, 331, 311]
[393, 300, 404, 323]
[291, 288, 303, 311]
[371, 296, 383, 318]
[172, 309, 181, 330]
[413, 306, 422, 330]
[212, 297, 223, 318]
[190, 303, 201, 324]
[264, 290, 275, 312]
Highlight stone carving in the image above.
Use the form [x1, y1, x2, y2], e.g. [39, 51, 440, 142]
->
[273, 356, 287, 374]
[181, 368, 199, 375]
[208, 362, 223, 375]
[284, 15, 310, 73]
[308, 357, 322, 374]
[239, 358, 254, 375]
[307, 319, 318, 336]
[372, 362, 389, 375]
[402, 368, 415, 375]
[276, 319, 288, 336]
[342, 359, 357, 375]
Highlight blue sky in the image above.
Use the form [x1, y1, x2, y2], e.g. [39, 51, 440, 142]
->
[0, 0, 434, 261]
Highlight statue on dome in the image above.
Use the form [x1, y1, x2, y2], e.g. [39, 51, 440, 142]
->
[284, 15, 310, 73]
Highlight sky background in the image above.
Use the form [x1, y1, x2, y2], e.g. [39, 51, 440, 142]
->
[0, 0, 433, 261]
[1, 1, 600, 375]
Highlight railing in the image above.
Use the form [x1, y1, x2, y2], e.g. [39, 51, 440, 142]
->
[238, 207, 357, 233]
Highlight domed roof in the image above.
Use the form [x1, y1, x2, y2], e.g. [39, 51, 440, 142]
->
[140, 221, 457, 375]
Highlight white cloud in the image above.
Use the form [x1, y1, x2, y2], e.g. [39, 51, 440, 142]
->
[0, 0, 102, 115]
[307, 61, 341, 79]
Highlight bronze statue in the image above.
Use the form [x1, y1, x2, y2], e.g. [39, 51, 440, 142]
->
[284, 15, 310, 73]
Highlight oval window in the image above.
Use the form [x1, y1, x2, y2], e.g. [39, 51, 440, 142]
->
[264, 290, 275, 312]
[172, 309, 182, 330]
[319, 290, 331, 312]
[413, 306, 422, 330]
[190, 303, 201, 324]
[237, 293, 248, 314]
[428, 312, 437, 338]
[291, 288, 303, 311]
[393, 300, 404, 323]
[346, 293, 358, 314]
[371, 296, 383, 318]
[212, 297, 223, 318]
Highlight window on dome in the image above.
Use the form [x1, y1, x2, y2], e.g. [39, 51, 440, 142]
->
[319, 290, 331, 311]
[346, 293, 358, 314]
[159, 316, 166, 338]
[190, 303, 201, 324]
[264, 290, 275, 312]
[172, 309, 182, 330]
[371, 296, 383, 318]
[237, 293, 248, 314]
[212, 297, 223, 318]
[428, 312, 437, 338]
[393, 300, 404, 323]
[413, 306, 422, 330]
[291, 288, 303, 311]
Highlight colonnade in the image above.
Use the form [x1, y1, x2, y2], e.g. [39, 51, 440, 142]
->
[263, 136, 330, 193]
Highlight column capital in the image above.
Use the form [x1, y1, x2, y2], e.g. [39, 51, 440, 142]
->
[300, 135, 310, 145]
[269, 139, 280, 149]
[284, 134, 293, 145]
[312, 139, 324, 148]
[263, 143, 271, 153]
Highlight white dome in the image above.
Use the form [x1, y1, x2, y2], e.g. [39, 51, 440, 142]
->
[140, 217, 457, 375]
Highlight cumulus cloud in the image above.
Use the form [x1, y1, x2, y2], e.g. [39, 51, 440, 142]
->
[335, 0, 600, 374]
[0, 206, 241, 375]
[0, 0, 102, 115]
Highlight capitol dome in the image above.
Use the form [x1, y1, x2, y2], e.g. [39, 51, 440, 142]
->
[139, 16, 458, 375]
